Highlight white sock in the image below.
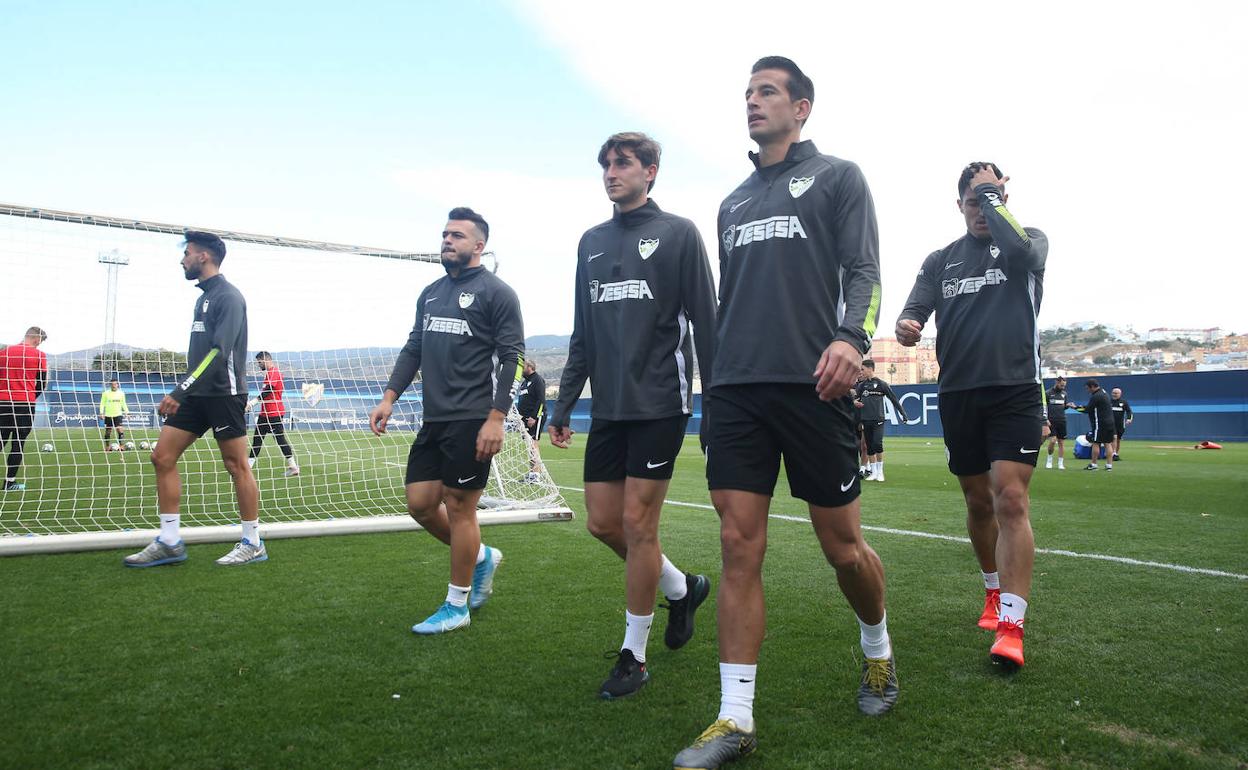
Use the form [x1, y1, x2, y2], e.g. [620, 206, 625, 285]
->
[982, 571, 1000, 591]
[287, 456, 297, 467]
[622, 611, 653, 662]
[241, 518, 260, 544]
[446, 583, 470, 607]
[858, 612, 892, 659]
[1058, 457, 1065, 467]
[718, 663, 757, 732]
[476, 543, 487, 565]
[999, 593, 1027, 625]
[158, 513, 180, 545]
[659, 555, 687, 600]
[877, 461, 884, 475]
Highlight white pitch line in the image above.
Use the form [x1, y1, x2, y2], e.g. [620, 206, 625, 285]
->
[555, 486, 1248, 581]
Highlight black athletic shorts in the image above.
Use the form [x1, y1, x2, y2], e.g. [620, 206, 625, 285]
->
[256, 415, 286, 435]
[862, 421, 885, 455]
[164, 395, 247, 440]
[1048, 419, 1068, 440]
[1114, 421, 1127, 439]
[405, 418, 491, 490]
[1089, 421, 1116, 444]
[584, 414, 689, 482]
[939, 383, 1044, 476]
[103, 415, 125, 428]
[705, 383, 860, 508]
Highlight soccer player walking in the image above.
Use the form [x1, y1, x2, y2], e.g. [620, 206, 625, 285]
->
[856, 359, 908, 482]
[0, 326, 49, 492]
[247, 351, 299, 477]
[371, 207, 523, 635]
[896, 161, 1049, 670]
[125, 232, 265, 567]
[1110, 386, 1132, 461]
[674, 57, 894, 769]
[1044, 376, 1070, 469]
[548, 132, 716, 699]
[99, 378, 130, 451]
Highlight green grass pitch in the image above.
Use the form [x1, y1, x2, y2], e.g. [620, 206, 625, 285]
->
[1, 437, 1245, 769]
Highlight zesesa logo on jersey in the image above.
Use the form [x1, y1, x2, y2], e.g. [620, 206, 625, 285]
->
[721, 215, 807, 255]
[942, 268, 1008, 299]
[423, 313, 473, 336]
[588, 279, 654, 303]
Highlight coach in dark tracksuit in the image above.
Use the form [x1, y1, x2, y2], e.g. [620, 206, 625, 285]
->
[517, 362, 546, 440]
[856, 359, 908, 482]
[1077, 379, 1116, 470]
[549, 132, 717, 699]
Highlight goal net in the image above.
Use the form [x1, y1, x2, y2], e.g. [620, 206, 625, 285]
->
[0, 203, 571, 555]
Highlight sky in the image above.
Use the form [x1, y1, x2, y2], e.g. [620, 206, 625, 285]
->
[2, 0, 1245, 354]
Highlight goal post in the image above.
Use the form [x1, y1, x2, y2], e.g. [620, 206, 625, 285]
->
[0, 203, 571, 556]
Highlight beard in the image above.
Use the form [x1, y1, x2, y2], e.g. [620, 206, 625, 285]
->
[440, 247, 472, 272]
[183, 263, 202, 281]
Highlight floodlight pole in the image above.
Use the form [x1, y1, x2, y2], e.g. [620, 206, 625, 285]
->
[98, 249, 129, 374]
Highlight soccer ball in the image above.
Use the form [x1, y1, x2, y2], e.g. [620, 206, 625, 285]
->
[124, 441, 136, 451]
[150, 440, 159, 450]
[41, 443, 54, 452]
[139, 441, 151, 450]
[109, 442, 120, 452]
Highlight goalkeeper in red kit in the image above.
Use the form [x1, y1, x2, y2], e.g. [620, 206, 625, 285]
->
[247, 351, 299, 477]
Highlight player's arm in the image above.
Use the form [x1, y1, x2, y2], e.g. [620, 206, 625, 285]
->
[372, 291, 427, 434]
[1124, 400, 1133, 423]
[896, 251, 940, 346]
[168, 292, 246, 404]
[35, 353, 48, 398]
[99, 391, 107, 416]
[478, 285, 525, 461]
[121, 391, 129, 414]
[549, 253, 591, 448]
[968, 165, 1048, 273]
[816, 163, 881, 400]
[882, 381, 909, 422]
[680, 222, 718, 448]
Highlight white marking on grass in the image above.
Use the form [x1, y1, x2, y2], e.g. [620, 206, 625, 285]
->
[555, 485, 1248, 581]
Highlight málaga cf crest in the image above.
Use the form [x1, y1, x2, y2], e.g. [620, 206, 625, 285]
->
[789, 176, 815, 198]
[459, 292, 475, 308]
[638, 238, 660, 260]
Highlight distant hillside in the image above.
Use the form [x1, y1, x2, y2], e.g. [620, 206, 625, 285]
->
[526, 334, 570, 351]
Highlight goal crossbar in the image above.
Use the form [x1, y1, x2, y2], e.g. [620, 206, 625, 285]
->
[0, 202, 496, 266]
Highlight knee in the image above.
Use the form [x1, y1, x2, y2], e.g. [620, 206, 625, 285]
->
[823, 538, 865, 572]
[150, 451, 173, 473]
[221, 455, 249, 478]
[993, 485, 1030, 521]
[719, 525, 764, 572]
[620, 508, 658, 546]
[586, 516, 619, 544]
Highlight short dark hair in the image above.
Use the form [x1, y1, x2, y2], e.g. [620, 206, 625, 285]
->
[1056, 376, 1066, 382]
[447, 207, 489, 243]
[183, 230, 227, 265]
[862, 359, 875, 369]
[109, 378, 119, 384]
[25, 326, 47, 342]
[598, 132, 662, 192]
[255, 351, 272, 361]
[751, 56, 814, 110]
[958, 161, 1004, 199]
[1086, 378, 1100, 389]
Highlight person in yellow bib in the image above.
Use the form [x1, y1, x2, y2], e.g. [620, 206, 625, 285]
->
[99, 378, 130, 451]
